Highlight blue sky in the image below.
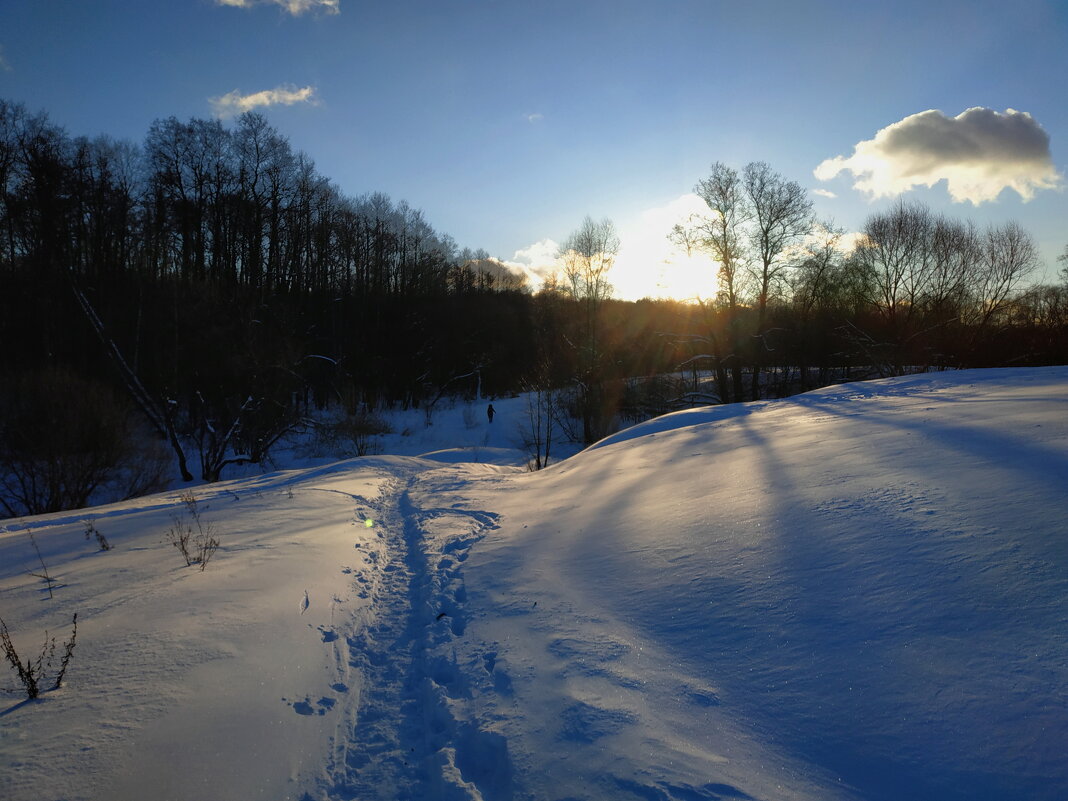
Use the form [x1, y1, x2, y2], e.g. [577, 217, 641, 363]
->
[2, 0, 1066, 299]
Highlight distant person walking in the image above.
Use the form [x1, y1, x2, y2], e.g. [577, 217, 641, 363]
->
[487, 403, 495, 423]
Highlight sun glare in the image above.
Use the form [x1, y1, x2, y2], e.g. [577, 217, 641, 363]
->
[610, 194, 720, 302]
[510, 194, 721, 301]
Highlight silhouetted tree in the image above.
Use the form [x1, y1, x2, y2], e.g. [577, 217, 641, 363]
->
[558, 215, 620, 443]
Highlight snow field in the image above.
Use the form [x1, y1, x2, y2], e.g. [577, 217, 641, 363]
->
[455, 367, 1068, 800]
[1, 461, 400, 800]
[1, 367, 1066, 801]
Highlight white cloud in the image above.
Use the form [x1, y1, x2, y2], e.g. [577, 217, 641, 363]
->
[209, 84, 318, 118]
[512, 238, 559, 266]
[525, 113, 544, 123]
[215, 0, 339, 15]
[812, 188, 836, 199]
[784, 225, 867, 264]
[815, 107, 1062, 204]
[502, 239, 560, 287]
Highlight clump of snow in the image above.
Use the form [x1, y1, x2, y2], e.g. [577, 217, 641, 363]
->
[2, 367, 1066, 800]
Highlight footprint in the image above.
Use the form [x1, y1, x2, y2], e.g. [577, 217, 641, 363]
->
[299, 590, 310, 615]
[686, 689, 720, 707]
[284, 694, 339, 717]
[493, 669, 513, 695]
[560, 701, 637, 742]
[319, 626, 339, 643]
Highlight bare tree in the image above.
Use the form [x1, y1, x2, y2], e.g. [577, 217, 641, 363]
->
[853, 201, 1038, 369]
[855, 200, 935, 356]
[789, 222, 852, 389]
[923, 215, 978, 316]
[683, 162, 814, 399]
[742, 162, 814, 397]
[744, 162, 813, 312]
[967, 221, 1039, 339]
[691, 163, 750, 401]
[692, 163, 749, 310]
[558, 215, 619, 443]
[559, 216, 618, 306]
[520, 370, 558, 470]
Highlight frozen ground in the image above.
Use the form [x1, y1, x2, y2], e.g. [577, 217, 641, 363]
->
[1, 367, 1066, 800]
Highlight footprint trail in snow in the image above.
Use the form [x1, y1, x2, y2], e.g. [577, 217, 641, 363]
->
[326, 470, 509, 801]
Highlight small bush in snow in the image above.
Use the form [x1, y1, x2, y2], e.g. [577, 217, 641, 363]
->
[0, 613, 78, 700]
[166, 491, 219, 570]
[26, 530, 58, 599]
[84, 520, 111, 551]
[316, 412, 392, 457]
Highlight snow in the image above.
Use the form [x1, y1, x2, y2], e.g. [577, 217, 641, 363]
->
[2, 367, 1067, 800]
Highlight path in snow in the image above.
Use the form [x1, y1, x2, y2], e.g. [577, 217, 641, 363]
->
[331, 468, 510, 800]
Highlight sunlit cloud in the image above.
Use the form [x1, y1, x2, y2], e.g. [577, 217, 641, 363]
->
[812, 188, 836, 199]
[525, 113, 544, 123]
[209, 84, 318, 118]
[783, 224, 867, 264]
[502, 239, 560, 287]
[815, 107, 1062, 204]
[215, 0, 340, 15]
[836, 231, 867, 253]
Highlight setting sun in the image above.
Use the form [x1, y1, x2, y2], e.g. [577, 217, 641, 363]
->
[609, 194, 721, 302]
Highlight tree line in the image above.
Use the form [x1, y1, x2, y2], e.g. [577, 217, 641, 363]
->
[655, 162, 1068, 407]
[0, 100, 698, 513]
[1, 98, 1066, 515]
[543, 167, 1067, 445]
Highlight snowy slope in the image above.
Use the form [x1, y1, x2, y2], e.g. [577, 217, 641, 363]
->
[456, 367, 1068, 801]
[2, 367, 1066, 801]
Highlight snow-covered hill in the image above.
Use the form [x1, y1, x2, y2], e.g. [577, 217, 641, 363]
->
[2, 367, 1066, 801]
